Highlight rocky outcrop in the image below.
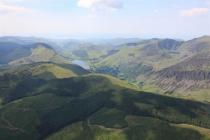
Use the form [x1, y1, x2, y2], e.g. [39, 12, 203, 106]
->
[159, 70, 210, 81]
[158, 39, 183, 50]
[155, 69, 210, 91]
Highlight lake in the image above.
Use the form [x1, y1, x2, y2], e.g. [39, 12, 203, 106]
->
[72, 60, 90, 70]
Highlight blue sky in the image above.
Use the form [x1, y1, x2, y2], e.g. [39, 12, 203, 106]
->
[0, 0, 209, 39]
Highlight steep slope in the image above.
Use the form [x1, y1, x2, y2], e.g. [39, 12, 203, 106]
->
[95, 38, 183, 81]
[0, 38, 68, 65]
[0, 62, 90, 103]
[92, 36, 210, 102]
[149, 36, 210, 100]
[0, 42, 32, 64]
[9, 43, 67, 65]
[0, 73, 210, 140]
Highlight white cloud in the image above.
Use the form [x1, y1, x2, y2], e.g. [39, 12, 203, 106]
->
[0, 0, 31, 14]
[180, 8, 209, 17]
[77, 0, 123, 11]
[0, 4, 31, 14]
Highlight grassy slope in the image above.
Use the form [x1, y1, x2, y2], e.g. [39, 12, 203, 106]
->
[87, 74, 139, 90]
[173, 124, 210, 140]
[46, 116, 210, 140]
[93, 36, 210, 102]
[0, 62, 89, 79]
[45, 121, 127, 140]
[30, 63, 77, 79]
[96, 40, 182, 71]
[0, 74, 210, 139]
[98, 36, 210, 71]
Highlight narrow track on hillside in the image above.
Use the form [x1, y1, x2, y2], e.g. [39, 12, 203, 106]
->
[0, 113, 26, 133]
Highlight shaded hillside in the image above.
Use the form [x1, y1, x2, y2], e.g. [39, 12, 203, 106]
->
[0, 40, 68, 65]
[0, 72, 210, 140]
[0, 42, 32, 64]
[0, 63, 90, 103]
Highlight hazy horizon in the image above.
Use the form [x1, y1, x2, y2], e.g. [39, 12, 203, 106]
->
[0, 34, 209, 41]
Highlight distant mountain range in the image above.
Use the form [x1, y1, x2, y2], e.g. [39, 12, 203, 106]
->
[91, 36, 210, 102]
[0, 35, 210, 102]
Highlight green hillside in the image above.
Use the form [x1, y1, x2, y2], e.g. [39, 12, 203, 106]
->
[91, 36, 210, 102]
[1, 36, 210, 140]
[0, 62, 89, 79]
[9, 43, 67, 65]
[0, 41, 68, 65]
[46, 117, 209, 140]
[0, 62, 89, 103]
[0, 71, 210, 140]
